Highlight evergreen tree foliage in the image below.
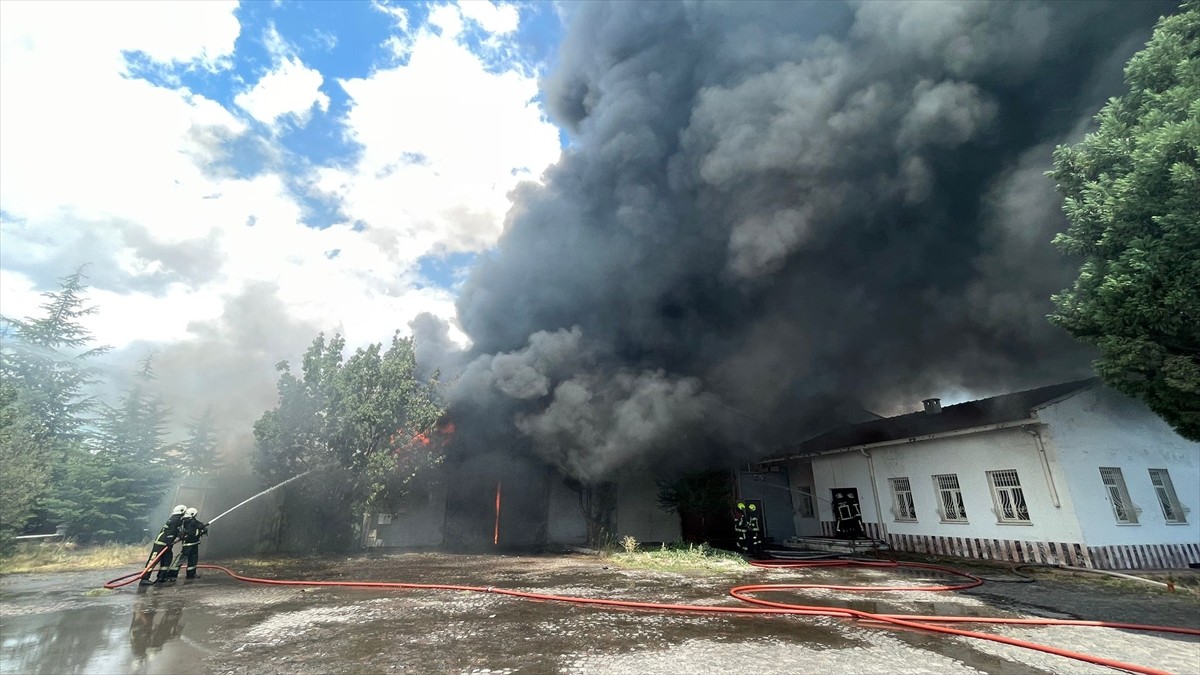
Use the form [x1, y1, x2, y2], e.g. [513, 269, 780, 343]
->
[0, 267, 108, 543]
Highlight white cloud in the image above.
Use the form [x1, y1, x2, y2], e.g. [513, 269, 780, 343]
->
[458, 1, 520, 35]
[235, 55, 331, 127]
[320, 3, 560, 262]
[1, 0, 537, 367]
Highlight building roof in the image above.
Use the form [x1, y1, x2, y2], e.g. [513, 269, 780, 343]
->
[771, 378, 1100, 459]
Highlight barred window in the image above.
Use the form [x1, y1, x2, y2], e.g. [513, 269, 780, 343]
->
[890, 477, 917, 521]
[1099, 467, 1138, 524]
[1148, 469, 1187, 523]
[933, 474, 967, 522]
[987, 470, 1030, 523]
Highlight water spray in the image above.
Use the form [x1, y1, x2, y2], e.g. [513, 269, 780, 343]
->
[207, 464, 331, 526]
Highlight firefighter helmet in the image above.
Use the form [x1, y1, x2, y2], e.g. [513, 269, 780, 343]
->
[748, 503, 757, 511]
[184, 507, 198, 519]
[737, 502, 746, 510]
[172, 505, 187, 516]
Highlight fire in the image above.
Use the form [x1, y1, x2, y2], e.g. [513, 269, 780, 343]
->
[387, 420, 454, 456]
[493, 481, 502, 546]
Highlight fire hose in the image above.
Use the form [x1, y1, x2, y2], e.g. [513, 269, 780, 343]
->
[105, 556, 1199, 675]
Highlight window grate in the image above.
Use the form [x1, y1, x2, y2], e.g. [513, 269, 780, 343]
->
[1148, 469, 1186, 523]
[1099, 467, 1137, 524]
[890, 477, 917, 522]
[932, 474, 967, 522]
[987, 470, 1030, 523]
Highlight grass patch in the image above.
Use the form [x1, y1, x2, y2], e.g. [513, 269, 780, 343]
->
[605, 541, 749, 575]
[0, 542, 146, 575]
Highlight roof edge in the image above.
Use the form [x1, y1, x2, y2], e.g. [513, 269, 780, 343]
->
[1028, 378, 1102, 412]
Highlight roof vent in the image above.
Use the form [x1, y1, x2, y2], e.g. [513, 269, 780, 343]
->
[922, 398, 942, 415]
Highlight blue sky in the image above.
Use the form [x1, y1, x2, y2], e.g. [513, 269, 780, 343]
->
[0, 1, 567, 354]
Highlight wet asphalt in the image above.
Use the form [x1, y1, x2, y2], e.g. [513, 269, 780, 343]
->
[1, 553, 1197, 674]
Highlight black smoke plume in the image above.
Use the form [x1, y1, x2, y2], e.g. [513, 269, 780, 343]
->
[418, 0, 1178, 482]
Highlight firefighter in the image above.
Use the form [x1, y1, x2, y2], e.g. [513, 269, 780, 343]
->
[168, 507, 208, 581]
[734, 502, 750, 553]
[141, 505, 186, 585]
[745, 502, 764, 555]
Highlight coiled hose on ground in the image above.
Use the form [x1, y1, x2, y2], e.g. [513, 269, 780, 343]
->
[105, 552, 1199, 675]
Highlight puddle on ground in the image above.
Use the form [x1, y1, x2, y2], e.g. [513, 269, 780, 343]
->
[2, 554, 1194, 675]
[0, 589, 214, 675]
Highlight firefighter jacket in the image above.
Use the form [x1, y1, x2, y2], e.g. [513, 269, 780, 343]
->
[178, 518, 208, 546]
[154, 514, 184, 546]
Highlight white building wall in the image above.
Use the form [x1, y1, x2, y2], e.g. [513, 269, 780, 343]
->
[811, 453, 875, 527]
[1037, 387, 1200, 547]
[614, 473, 681, 544]
[814, 427, 1085, 543]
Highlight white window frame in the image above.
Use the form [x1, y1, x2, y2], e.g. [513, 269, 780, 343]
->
[1099, 467, 1139, 524]
[889, 477, 917, 522]
[987, 469, 1031, 524]
[933, 474, 968, 523]
[1148, 469, 1188, 524]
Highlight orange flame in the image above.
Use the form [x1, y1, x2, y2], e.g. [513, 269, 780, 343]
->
[493, 481, 502, 546]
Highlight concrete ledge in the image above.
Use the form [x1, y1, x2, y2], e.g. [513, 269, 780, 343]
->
[783, 536, 890, 555]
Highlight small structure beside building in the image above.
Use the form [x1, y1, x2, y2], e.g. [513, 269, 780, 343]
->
[760, 379, 1200, 570]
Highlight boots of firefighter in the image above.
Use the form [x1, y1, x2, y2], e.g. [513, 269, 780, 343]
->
[155, 554, 173, 583]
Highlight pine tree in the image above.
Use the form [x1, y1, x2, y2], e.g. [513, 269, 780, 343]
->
[0, 267, 108, 543]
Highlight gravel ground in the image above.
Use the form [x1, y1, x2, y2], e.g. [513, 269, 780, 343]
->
[1, 552, 1197, 674]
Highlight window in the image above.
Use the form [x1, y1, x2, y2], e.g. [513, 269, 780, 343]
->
[987, 470, 1030, 523]
[1148, 469, 1187, 523]
[889, 477, 917, 521]
[1099, 467, 1138, 524]
[933, 474, 967, 522]
[795, 486, 815, 518]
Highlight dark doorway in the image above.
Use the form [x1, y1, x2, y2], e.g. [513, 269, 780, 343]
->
[830, 487, 864, 539]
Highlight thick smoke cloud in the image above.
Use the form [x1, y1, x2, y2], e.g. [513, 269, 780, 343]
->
[427, 0, 1177, 481]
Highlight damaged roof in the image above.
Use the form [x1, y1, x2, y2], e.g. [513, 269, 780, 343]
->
[772, 378, 1100, 459]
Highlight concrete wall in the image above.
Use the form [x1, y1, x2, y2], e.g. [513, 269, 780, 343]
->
[736, 469, 796, 542]
[1038, 387, 1200, 548]
[614, 473, 680, 544]
[811, 452, 875, 528]
[784, 461, 823, 537]
[363, 481, 447, 548]
[546, 477, 588, 546]
[812, 426, 1085, 543]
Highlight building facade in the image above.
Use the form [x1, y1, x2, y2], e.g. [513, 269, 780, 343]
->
[764, 381, 1200, 570]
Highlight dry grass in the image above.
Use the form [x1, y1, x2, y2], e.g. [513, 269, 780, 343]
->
[606, 542, 748, 575]
[0, 541, 146, 575]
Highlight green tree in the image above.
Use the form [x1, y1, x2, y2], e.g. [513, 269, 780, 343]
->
[1048, 3, 1200, 441]
[252, 333, 345, 485]
[0, 267, 108, 542]
[45, 356, 174, 543]
[0, 383, 47, 550]
[178, 409, 222, 478]
[252, 331, 448, 538]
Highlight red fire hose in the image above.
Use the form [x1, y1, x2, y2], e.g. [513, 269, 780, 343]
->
[104, 545, 174, 589]
[105, 557, 1198, 675]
